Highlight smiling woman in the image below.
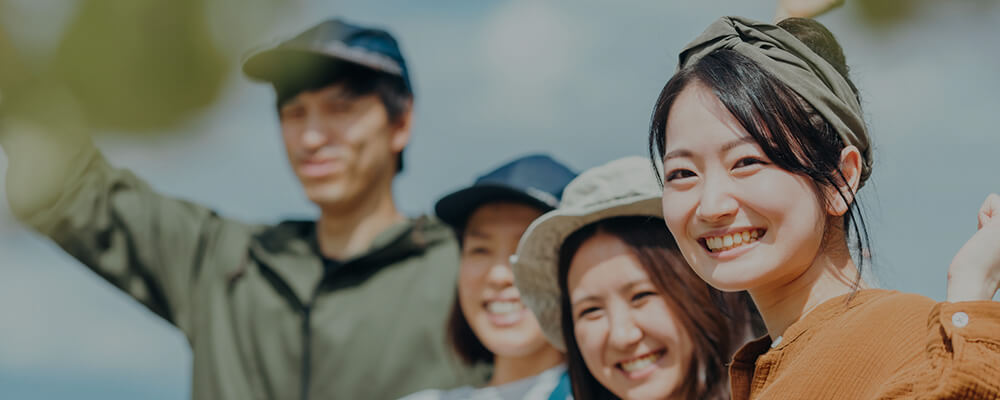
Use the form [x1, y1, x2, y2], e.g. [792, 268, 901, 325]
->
[512, 157, 763, 400]
[648, 16, 1000, 399]
[400, 154, 578, 400]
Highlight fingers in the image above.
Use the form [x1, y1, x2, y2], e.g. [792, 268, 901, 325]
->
[979, 193, 1000, 230]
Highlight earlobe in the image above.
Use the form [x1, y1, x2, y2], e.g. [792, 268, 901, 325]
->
[390, 106, 413, 153]
[826, 145, 863, 216]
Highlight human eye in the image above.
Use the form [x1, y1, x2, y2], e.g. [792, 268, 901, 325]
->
[576, 306, 602, 320]
[279, 105, 306, 121]
[462, 245, 490, 257]
[665, 169, 696, 182]
[733, 156, 770, 169]
[631, 291, 657, 302]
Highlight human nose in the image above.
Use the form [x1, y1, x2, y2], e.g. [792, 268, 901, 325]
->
[485, 257, 515, 288]
[695, 175, 738, 223]
[299, 114, 330, 151]
[607, 307, 642, 349]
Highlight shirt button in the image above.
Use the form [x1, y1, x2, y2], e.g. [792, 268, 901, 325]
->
[952, 311, 969, 328]
[770, 336, 783, 349]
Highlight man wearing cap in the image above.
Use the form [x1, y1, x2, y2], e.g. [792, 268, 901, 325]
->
[0, 19, 480, 399]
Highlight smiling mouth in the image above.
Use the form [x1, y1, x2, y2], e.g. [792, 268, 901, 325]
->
[485, 300, 524, 315]
[617, 349, 666, 374]
[700, 228, 766, 253]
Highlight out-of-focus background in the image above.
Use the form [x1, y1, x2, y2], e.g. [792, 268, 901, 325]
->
[0, 0, 997, 398]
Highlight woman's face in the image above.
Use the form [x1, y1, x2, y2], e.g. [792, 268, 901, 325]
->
[568, 232, 693, 400]
[458, 202, 551, 358]
[659, 83, 828, 293]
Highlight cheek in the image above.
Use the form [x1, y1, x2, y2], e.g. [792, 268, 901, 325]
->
[661, 192, 701, 262]
[574, 321, 607, 370]
[456, 265, 484, 315]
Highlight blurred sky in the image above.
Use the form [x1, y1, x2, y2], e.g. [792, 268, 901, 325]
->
[1, 0, 999, 399]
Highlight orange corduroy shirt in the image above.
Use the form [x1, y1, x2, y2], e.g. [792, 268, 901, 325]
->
[730, 289, 1000, 399]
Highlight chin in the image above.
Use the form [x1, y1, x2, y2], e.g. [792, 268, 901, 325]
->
[618, 382, 677, 400]
[696, 261, 773, 292]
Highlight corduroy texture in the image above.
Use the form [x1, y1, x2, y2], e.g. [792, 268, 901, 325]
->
[679, 16, 872, 182]
[730, 289, 1000, 399]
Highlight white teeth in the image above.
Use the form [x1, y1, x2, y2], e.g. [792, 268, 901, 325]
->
[487, 301, 523, 315]
[703, 229, 764, 252]
[620, 352, 662, 373]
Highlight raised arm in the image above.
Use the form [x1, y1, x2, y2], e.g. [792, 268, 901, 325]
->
[1, 85, 251, 330]
[947, 193, 1000, 302]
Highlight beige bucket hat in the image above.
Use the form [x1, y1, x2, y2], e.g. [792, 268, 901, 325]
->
[511, 156, 664, 351]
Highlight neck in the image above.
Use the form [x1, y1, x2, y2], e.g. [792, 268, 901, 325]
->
[488, 347, 564, 387]
[749, 236, 865, 340]
[316, 187, 404, 261]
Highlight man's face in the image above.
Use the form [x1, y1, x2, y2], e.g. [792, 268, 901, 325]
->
[279, 83, 410, 210]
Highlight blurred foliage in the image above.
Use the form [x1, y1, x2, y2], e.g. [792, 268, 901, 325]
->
[852, 0, 998, 27]
[0, 0, 299, 133]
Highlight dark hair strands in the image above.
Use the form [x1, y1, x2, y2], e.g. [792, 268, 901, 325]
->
[647, 18, 872, 291]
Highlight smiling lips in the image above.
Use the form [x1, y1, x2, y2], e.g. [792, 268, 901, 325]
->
[485, 299, 526, 326]
[701, 228, 766, 253]
[617, 349, 666, 375]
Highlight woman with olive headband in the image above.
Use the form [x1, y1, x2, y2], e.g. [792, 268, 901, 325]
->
[648, 16, 1000, 398]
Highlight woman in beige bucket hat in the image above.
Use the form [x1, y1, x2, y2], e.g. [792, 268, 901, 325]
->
[512, 156, 762, 400]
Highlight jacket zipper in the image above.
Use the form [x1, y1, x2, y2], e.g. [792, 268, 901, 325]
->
[300, 288, 321, 400]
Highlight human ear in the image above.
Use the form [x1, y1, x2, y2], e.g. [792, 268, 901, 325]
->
[826, 145, 862, 216]
[389, 101, 412, 154]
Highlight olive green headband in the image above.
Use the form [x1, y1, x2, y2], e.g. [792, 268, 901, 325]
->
[679, 16, 871, 181]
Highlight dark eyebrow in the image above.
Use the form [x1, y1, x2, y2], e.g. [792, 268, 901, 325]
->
[571, 279, 650, 308]
[663, 136, 756, 162]
[464, 229, 490, 240]
[721, 136, 756, 152]
[571, 295, 601, 309]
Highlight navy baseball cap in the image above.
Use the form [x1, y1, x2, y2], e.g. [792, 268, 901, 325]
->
[436, 154, 577, 230]
[242, 18, 412, 93]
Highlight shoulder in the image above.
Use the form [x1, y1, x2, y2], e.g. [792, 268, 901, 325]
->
[845, 289, 936, 323]
[808, 290, 937, 355]
[411, 215, 458, 249]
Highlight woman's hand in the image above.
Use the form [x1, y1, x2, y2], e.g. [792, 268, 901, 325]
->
[947, 193, 1000, 302]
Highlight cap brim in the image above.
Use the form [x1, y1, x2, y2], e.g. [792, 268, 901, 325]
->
[435, 184, 558, 230]
[511, 194, 663, 351]
[242, 46, 402, 84]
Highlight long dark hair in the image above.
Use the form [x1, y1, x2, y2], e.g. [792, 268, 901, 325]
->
[647, 18, 872, 288]
[557, 216, 764, 400]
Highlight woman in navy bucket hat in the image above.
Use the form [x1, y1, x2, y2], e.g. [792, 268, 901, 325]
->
[402, 154, 576, 400]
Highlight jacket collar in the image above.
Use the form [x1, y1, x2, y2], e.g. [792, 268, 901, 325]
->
[247, 216, 450, 306]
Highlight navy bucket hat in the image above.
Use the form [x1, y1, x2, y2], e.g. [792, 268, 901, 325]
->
[436, 154, 577, 230]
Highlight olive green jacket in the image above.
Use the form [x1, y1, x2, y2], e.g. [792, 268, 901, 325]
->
[18, 147, 482, 400]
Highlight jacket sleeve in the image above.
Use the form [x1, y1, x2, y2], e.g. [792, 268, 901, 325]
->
[882, 301, 1000, 399]
[16, 142, 250, 328]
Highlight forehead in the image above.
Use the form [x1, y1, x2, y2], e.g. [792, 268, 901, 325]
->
[567, 233, 650, 292]
[663, 83, 750, 152]
[464, 202, 544, 237]
[282, 82, 372, 106]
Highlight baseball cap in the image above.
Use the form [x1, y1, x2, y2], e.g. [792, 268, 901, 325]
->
[242, 18, 412, 93]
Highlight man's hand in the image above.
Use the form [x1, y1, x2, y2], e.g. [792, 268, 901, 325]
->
[776, 0, 846, 21]
[947, 194, 1000, 302]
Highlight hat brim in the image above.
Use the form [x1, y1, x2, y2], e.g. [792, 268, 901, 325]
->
[511, 194, 663, 351]
[242, 46, 402, 85]
[435, 184, 558, 230]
